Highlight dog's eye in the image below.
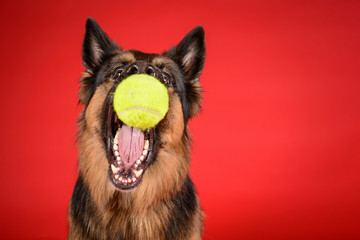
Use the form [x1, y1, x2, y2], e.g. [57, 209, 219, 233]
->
[162, 72, 171, 85]
[113, 67, 124, 78]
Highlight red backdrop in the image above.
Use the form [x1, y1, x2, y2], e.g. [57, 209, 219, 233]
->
[1, 0, 359, 239]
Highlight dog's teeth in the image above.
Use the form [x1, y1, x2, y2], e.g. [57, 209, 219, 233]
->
[116, 156, 121, 161]
[134, 169, 143, 178]
[140, 155, 144, 161]
[132, 177, 136, 182]
[128, 178, 132, 183]
[142, 150, 148, 156]
[144, 140, 149, 150]
[123, 179, 127, 183]
[136, 159, 141, 164]
[114, 151, 119, 156]
[111, 164, 120, 173]
[113, 144, 118, 150]
[118, 176, 123, 181]
[114, 138, 118, 144]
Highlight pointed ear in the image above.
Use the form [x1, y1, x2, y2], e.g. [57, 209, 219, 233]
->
[167, 26, 205, 119]
[82, 17, 119, 73]
[167, 26, 205, 82]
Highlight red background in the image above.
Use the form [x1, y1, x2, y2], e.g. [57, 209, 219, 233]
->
[1, 0, 360, 239]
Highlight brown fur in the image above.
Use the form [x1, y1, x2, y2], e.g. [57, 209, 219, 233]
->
[69, 18, 205, 240]
[69, 60, 203, 240]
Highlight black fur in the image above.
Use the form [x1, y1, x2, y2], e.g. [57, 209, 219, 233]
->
[70, 175, 102, 239]
[166, 26, 205, 81]
[79, 17, 120, 105]
[165, 26, 205, 121]
[70, 175, 198, 240]
[82, 17, 120, 73]
[81, 18, 205, 123]
[165, 176, 198, 239]
[70, 18, 205, 240]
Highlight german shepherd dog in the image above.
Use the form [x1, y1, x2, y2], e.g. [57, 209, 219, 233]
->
[68, 18, 205, 240]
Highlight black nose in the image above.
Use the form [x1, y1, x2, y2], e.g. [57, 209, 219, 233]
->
[145, 65, 156, 77]
[124, 61, 160, 78]
[127, 64, 139, 75]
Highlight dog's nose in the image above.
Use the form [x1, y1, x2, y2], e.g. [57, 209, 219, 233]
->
[145, 65, 156, 77]
[127, 64, 139, 75]
[125, 61, 159, 78]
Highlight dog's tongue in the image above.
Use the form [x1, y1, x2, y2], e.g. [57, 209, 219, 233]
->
[118, 125, 144, 167]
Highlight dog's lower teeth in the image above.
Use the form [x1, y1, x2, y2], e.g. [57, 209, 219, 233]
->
[111, 165, 120, 173]
[111, 126, 150, 188]
[134, 169, 143, 178]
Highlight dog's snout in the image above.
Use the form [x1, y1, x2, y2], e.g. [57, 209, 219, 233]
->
[145, 65, 156, 77]
[127, 64, 139, 75]
[124, 61, 160, 79]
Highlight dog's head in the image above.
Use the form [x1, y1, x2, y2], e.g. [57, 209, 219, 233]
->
[77, 18, 205, 197]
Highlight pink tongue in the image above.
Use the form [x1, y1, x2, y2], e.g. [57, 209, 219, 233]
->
[118, 125, 144, 167]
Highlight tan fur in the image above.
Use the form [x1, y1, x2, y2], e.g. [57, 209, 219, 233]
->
[77, 80, 115, 208]
[153, 56, 202, 119]
[112, 51, 136, 64]
[187, 205, 204, 240]
[70, 44, 204, 239]
[71, 75, 203, 239]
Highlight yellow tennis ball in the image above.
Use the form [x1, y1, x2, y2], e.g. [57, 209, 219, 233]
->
[113, 74, 169, 129]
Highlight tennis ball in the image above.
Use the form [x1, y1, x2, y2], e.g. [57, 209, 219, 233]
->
[113, 74, 169, 130]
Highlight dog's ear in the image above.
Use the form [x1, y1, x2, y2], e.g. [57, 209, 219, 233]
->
[168, 26, 205, 82]
[82, 17, 119, 73]
[167, 26, 205, 119]
[79, 18, 119, 105]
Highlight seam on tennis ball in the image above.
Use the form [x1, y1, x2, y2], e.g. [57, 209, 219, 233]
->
[118, 106, 163, 119]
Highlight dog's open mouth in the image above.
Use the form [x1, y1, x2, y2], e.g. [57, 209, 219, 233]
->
[107, 105, 155, 191]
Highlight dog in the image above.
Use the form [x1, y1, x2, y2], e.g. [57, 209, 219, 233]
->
[68, 17, 205, 240]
